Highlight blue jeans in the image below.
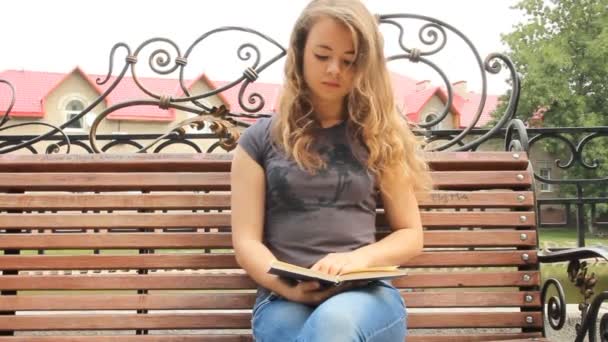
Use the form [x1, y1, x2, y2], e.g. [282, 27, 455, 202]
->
[251, 280, 407, 342]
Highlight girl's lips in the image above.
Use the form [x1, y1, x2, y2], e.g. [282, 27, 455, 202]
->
[322, 82, 340, 88]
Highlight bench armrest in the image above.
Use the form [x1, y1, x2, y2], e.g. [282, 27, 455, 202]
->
[538, 246, 608, 341]
[538, 246, 608, 263]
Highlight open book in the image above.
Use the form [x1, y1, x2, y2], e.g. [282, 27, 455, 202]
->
[268, 260, 407, 286]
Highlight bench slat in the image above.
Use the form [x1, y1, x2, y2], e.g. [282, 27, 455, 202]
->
[0, 230, 538, 249]
[0, 153, 233, 173]
[0, 291, 541, 310]
[424, 151, 529, 171]
[0, 152, 528, 172]
[0, 337, 253, 342]
[405, 291, 542, 307]
[0, 313, 251, 330]
[0, 211, 535, 229]
[0, 173, 230, 191]
[0, 194, 232, 211]
[0, 213, 231, 229]
[0, 333, 548, 342]
[422, 230, 537, 247]
[0, 251, 538, 270]
[0, 271, 540, 290]
[393, 271, 540, 288]
[431, 171, 532, 189]
[0, 191, 535, 210]
[415, 191, 534, 208]
[0, 171, 531, 191]
[407, 335, 546, 342]
[0, 312, 542, 330]
[410, 312, 543, 328]
[379, 211, 536, 228]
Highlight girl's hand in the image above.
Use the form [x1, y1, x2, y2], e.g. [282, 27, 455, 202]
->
[283, 280, 363, 305]
[310, 251, 371, 276]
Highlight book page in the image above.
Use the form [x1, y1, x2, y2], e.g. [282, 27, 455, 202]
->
[269, 260, 338, 283]
[338, 269, 408, 282]
[341, 265, 400, 275]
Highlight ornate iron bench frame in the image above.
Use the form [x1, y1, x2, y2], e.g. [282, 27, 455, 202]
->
[0, 12, 606, 341]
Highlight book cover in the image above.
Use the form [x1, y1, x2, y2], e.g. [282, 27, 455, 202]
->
[267, 260, 407, 286]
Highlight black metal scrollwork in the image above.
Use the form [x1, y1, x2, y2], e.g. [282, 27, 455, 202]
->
[540, 247, 608, 341]
[0, 14, 521, 154]
[86, 27, 286, 153]
[541, 278, 567, 332]
[377, 14, 520, 152]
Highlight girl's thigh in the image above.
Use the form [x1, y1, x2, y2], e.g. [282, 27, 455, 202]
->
[296, 281, 407, 342]
[251, 290, 314, 342]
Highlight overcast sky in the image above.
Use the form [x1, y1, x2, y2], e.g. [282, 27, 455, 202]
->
[2, 0, 523, 95]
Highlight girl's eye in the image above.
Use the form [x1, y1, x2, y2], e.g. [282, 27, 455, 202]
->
[343, 60, 355, 66]
[314, 54, 329, 61]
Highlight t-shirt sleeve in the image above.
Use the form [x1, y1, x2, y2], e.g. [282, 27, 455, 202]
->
[237, 117, 272, 167]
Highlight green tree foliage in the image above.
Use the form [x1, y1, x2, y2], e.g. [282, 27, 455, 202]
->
[492, 0, 607, 128]
[490, 0, 608, 225]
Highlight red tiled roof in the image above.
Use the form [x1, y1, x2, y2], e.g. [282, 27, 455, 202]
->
[403, 87, 439, 123]
[0, 69, 178, 121]
[0, 69, 283, 122]
[93, 73, 179, 121]
[399, 84, 499, 128]
[0, 70, 63, 118]
[459, 91, 499, 128]
[0, 69, 499, 127]
[175, 73, 232, 111]
[389, 72, 418, 114]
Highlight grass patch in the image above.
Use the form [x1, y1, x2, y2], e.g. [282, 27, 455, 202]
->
[542, 263, 608, 304]
[538, 227, 607, 248]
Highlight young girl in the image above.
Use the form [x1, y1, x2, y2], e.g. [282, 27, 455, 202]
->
[231, 0, 433, 340]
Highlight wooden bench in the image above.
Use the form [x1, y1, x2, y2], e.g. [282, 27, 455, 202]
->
[0, 151, 554, 341]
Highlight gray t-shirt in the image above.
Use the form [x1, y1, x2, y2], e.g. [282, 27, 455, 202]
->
[238, 117, 377, 267]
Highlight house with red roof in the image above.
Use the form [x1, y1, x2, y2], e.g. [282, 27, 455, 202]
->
[0, 68, 500, 144]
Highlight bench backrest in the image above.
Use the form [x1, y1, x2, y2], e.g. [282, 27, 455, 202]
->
[0, 152, 543, 341]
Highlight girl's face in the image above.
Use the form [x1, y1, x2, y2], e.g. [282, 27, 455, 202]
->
[302, 16, 356, 112]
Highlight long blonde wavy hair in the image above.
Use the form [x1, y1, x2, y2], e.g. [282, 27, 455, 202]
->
[272, 0, 433, 194]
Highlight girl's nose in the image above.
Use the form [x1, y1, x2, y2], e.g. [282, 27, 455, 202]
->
[327, 58, 340, 76]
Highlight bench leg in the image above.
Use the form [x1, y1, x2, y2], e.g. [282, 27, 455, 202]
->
[0, 235, 21, 336]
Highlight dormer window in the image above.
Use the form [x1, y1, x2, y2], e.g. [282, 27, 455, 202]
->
[424, 113, 439, 130]
[65, 99, 85, 130]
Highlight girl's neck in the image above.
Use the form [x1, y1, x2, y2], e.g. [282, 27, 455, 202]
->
[314, 99, 346, 128]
